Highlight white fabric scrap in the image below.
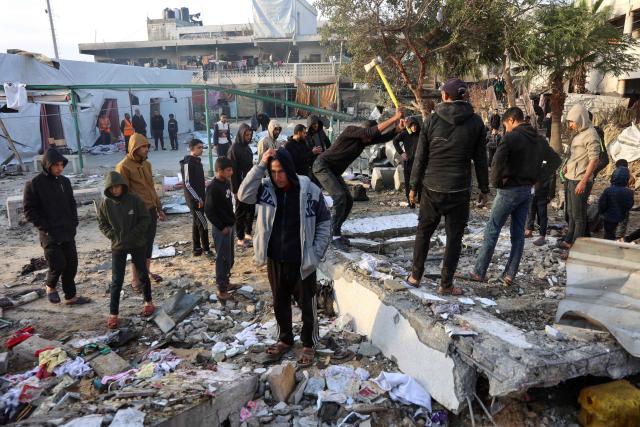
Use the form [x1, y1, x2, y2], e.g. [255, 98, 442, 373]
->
[373, 371, 431, 410]
[53, 357, 92, 378]
[3, 83, 27, 109]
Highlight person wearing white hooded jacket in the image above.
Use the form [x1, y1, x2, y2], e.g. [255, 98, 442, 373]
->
[257, 119, 283, 159]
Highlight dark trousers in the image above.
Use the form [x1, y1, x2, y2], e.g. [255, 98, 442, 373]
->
[43, 241, 78, 300]
[402, 159, 414, 203]
[145, 209, 158, 258]
[216, 143, 230, 157]
[411, 189, 470, 287]
[603, 221, 618, 240]
[124, 135, 131, 153]
[526, 194, 549, 236]
[267, 259, 318, 348]
[99, 132, 111, 146]
[110, 247, 152, 315]
[169, 132, 178, 150]
[313, 159, 352, 236]
[213, 226, 235, 290]
[564, 180, 593, 244]
[191, 208, 210, 252]
[616, 214, 629, 239]
[235, 198, 254, 240]
[152, 131, 164, 149]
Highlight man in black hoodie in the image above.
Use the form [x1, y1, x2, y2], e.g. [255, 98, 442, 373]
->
[468, 107, 561, 285]
[393, 116, 421, 207]
[229, 123, 255, 247]
[313, 109, 403, 249]
[23, 149, 91, 305]
[408, 79, 489, 295]
[151, 111, 165, 151]
[285, 124, 314, 176]
[306, 115, 331, 153]
[167, 114, 179, 151]
[180, 139, 211, 257]
[132, 109, 147, 136]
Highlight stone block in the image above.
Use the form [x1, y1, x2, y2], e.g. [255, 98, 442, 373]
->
[268, 362, 297, 402]
[370, 167, 395, 191]
[12, 335, 60, 363]
[394, 165, 404, 191]
[89, 351, 130, 378]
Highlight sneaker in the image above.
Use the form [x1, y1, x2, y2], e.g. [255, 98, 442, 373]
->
[193, 249, 203, 257]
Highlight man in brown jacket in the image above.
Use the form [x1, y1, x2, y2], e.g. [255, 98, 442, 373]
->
[116, 134, 166, 288]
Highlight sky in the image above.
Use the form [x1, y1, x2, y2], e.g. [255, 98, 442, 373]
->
[0, 0, 254, 62]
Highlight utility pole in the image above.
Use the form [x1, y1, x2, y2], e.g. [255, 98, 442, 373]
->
[45, 0, 60, 60]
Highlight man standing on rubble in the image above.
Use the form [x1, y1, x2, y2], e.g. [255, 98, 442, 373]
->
[312, 109, 404, 250]
[23, 148, 91, 305]
[466, 107, 561, 286]
[393, 116, 421, 207]
[238, 147, 331, 367]
[151, 111, 165, 151]
[229, 123, 256, 248]
[407, 79, 489, 295]
[116, 134, 167, 289]
[257, 119, 283, 159]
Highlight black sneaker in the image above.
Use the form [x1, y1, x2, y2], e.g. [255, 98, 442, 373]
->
[193, 249, 203, 257]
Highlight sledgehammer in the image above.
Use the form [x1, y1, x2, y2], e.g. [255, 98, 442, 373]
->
[364, 56, 400, 109]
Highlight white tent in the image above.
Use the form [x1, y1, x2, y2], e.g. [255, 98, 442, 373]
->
[0, 53, 195, 162]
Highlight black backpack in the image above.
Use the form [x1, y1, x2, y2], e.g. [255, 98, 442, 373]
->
[593, 126, 609, 178]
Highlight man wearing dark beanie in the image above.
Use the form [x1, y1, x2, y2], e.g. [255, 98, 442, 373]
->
[408, 78, 490, 295]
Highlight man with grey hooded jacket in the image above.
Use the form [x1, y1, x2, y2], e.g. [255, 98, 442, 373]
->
[238, 147, 331, 367]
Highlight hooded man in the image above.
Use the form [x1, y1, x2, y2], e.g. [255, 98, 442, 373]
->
[466, 107, 561, 286]
[151, 111, 165, 151]
[116, 134, 166, 288]
[132, 109, 147, 136]
[407, 79, 489, 295]
[257, 119, 282, 159]
[392, 116, 421, 206]
[229, 123, 256, 247]
[23, 148, 91, 305]
[238, 147, 331, 367]
[312, 109, 404, 250]
[599, 166, 634, 240]
[305, 115, 331, 154]
[557, 103, 601, 251]
[285, 124, 314, 176]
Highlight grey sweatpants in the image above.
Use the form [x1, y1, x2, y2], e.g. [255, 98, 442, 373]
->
[213, 226, 235, 290]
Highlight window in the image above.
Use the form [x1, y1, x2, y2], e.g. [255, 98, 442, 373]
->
[632, 10, 640, 35]
[610, 15, 626, 35]
[309, 53, 321, 62]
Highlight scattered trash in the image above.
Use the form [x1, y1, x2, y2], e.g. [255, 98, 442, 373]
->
[373, 371, 432, 410]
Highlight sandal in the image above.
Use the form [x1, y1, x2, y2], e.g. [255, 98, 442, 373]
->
[64, 296, 92, 305]
[330, 348, 356, 363]
[107, 315, 119, 330]
[149, 273, 163, 283]
[297, 347, 315, 368]
[556, 240, 572, 250]
[502, 276, 514, 287]
[141, 304, 156, 317]
[130, 282, 142, 294]
[455, 272, 485, 283]
[437, 286, 463, 296]
[227, 283, 243, 291]
[216, 289, 232, 300]
[406, 275, 420, 288]
[47, 290, 61, 304]
[524, 229, 533, 238]
[265, 342, 291, 361]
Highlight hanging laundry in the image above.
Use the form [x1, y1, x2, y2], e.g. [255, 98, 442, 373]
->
[3, 83, 27, 110]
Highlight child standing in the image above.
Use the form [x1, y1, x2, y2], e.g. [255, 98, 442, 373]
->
[98, 171, 155, 329]
[614, 159, 636, 239]
[599, 167, 634, 240]
[180, 139, 212, 257]
[205, 157, 238, 300]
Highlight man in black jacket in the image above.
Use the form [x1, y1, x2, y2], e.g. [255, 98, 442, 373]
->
[180, 139, 211, 257]
[313, 109, 403, 249]
[132, 109, 147, 136]
[393, 116, 421, 207]
[151, 111, 165, 151]
[23, 149, 91, 305]
[168, 114, 179, 151]
[285, 124, 314, 176]
[229, 123, 255, 247]
[408, 79, 489, 295]
[468, 107, 561, 285]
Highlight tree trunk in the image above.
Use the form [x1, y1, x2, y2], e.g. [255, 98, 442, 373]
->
[411, 87, 429, 121]
[502, 50, 517, 108]
[574, 64, 587, 94]
[550, 74, 566, 154]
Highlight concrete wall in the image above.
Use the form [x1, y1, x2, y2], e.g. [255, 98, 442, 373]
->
[562, 93, 629, 117]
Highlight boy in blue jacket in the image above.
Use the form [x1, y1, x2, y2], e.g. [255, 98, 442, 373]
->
[599, 167, 634, 240]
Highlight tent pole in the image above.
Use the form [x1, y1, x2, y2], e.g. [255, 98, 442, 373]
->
[70, 90, 84, 174]
[285, 88, 289, 123]
[205, 88, 213, 177]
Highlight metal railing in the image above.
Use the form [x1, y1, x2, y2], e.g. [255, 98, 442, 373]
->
[204, 62, 342, 85]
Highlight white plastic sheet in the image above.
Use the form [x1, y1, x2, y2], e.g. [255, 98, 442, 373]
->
[252, 0, 295, 38]
[373, 371, 432, 410]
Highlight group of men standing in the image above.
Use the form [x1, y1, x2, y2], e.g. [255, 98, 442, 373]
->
[118, 109, 179, 151]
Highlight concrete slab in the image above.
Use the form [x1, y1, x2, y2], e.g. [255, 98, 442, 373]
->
[12, 335, 60, 363]
[89, 351, 130, 378]
[342, 213, 418, 239]
[371, 167, 396, 191]
[394, 165, 404, 191]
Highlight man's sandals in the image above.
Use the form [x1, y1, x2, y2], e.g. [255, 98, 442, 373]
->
[265, 341, 291, 362]
[298, 348, 315, 368]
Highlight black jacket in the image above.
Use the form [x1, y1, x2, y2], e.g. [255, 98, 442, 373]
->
[318, 125, 396, 175]
[305, 115, 331, 152]
[179, 155, 206, 209]
[229, 123, 254, 193]
[410, 101, 489, 193]
[490, 113, 501, 130]
[205, 177, 235, 229]
[132, 114, 147, 134]
[23, 149, 78, 247]
[491, 123, 562, 189]
[285, 136, 314, 176]
[392, 127, 420, 161]
[599, 167, 634, 223]
[151, 115, 164, 132]
[168, 118, 178, 134]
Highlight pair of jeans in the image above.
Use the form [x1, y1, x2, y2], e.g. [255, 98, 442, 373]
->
[213, 226, 235, 289]
[411, 189, 470, 287]
[603, 221, 618, 240]
[564, 180, 593, 244]
[313, 159, 352, 236]
[474, 186, 533, 279]
[124, 135, 131, 153]
[110, 247, 152, 315]
[191, 208, 210, 252]
[234, 198, 254, 240]
[216, 143, 229, 157]
[43, 240, 78, 300]
[267, 259, 318, 348]
[526, 194, 548, 236]
[152, 131, 164, 149]
[169, 132, 178, 150]
[402, 159, 414, 204]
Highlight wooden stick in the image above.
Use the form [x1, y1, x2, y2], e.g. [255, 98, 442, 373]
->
[0, 118, 24, 172]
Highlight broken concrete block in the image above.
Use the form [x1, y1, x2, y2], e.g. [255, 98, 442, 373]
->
[12, 335, 60, 363]
[349, 238, 383, 253]
[304, 376, 325, 397]
[268, 361, 297, 402]
[383, 279, 405, 292]
[394, 165, 404, 191]
[154, 289, 204, 333]
[357, 341, 381, 357]
[89, 351, 130, 378]
[0, 352, 8, 374]
[371, 167, 395, 191]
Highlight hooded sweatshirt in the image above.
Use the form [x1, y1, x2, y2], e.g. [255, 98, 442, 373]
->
[257, 119, 282, 159]
[490, 123, 561, 189]
[23, 148, 78, 246]
[392, 117, 421, 161]
[599, 167, 635, 223]
[410, 101, 489, 193]
[228, 123, 254, 193]
[285, 135, 314, 176]
[179, 155, 205, 209]
[115, 134, 161, 210]
[97, 171, 150, 251]
[305, 115, 331, 153]
[565, 104, 601, 181]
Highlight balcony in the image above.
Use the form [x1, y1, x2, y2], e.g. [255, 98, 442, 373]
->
[201, 62, 347, 85]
